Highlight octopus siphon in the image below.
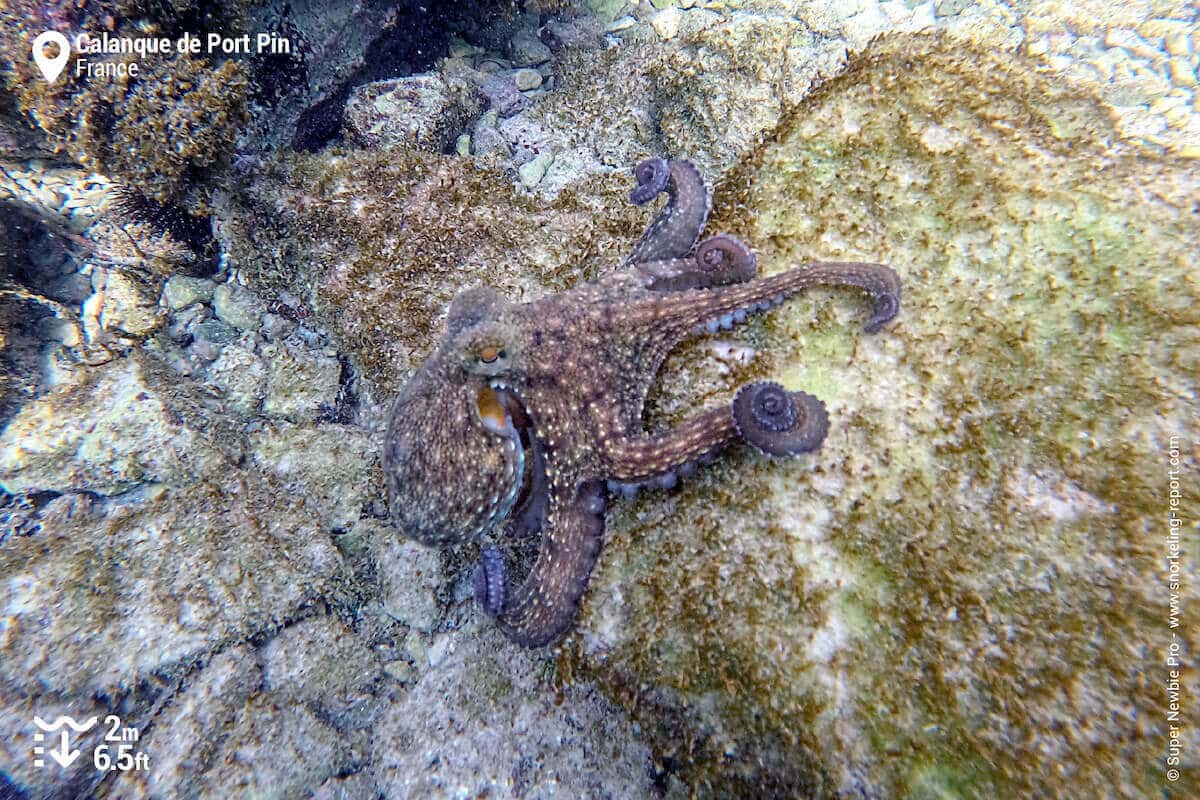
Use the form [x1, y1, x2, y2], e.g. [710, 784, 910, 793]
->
[383, 158, 901, 647]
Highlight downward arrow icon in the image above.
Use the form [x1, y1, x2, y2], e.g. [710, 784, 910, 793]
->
[48, 731, 80, 768]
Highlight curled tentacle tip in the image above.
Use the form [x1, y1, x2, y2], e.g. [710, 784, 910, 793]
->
[630, 158, 670, 205]
[733, 381, 830, 456]
[863, 289, 901, 334]
[695, 234, 757, 282]
[473, 546, 506, 617]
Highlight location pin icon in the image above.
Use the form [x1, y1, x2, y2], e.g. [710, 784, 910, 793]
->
[32, 31, 70, 84]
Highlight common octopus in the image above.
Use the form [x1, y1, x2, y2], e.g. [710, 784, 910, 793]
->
[383, 158, 901, 648]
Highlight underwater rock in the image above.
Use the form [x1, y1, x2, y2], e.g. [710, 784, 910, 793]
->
[136, 691, 358, 799]
[0, 474, 340, 700]
[508, 26, 553, 66]
[0, 352, 367, 797]
[86, 268, 165, 339]
[260, 615, 383, 728]
[1, 0, 251, 201]
[250, 422, 380, 531]
[215, 149, 648, 390]
[479, 72, 530, 117]
[368, 627, 657, 799]
[652, 11, 848, 178]
[650, 5, 682, 40]
[212, 282, 266, 332]
[513, 67, 543, 91]
[0, 351, 243, 495]
[491, 42, 660, 195]
[374, 530, 445, 632]
[239, 0, 398, 151]
[206, 343, 268, 416]
[261, 343, 342, 422]
[570, 34, 1200, 797]
[343, 74, 482, 152]
[191, 318, 239, 346]
[107, 645, 263, 799]
[161, 275, 216, 310]
[518, 150, 555, 188]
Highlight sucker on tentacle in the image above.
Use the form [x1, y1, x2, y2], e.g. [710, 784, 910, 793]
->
[382, 156, 901, 648]
[474, 546, 506, 617]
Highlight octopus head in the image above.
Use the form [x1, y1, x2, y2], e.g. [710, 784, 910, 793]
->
[383, 288, 532, 547]
[455, 320, 527, 380]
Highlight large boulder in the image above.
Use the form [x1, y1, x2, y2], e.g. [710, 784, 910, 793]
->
[573, 35, 1200, 796]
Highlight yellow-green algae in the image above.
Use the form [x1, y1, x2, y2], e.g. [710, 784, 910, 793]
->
[569, 35, 1199, 797]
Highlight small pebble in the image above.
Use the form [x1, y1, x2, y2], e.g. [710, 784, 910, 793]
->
[606, 15, 637, 33]
[518, 151, 554, 189]
[509, 28, 552, 65]
[192, 319, 239, 346]
[651, 7, 682, 40]
[161, 276, 215, 310]
[513, 68, 542, 91]
[213, 283, 265, 332]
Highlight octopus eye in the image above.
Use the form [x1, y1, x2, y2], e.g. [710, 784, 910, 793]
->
[480, 346, 506, 364]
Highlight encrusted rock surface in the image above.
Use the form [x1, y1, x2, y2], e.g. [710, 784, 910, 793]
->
[343, 74, 482, 152]
[0, 352, 243, 495]
[369, 628, 657, 799]
[3, 2, 1198, 798]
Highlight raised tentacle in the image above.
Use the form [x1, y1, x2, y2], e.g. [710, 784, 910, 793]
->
[732, 381, 829, 456]
[634, 234, 758, 291]
[492, 480, 607, 647]
[625, 158, 710, 265]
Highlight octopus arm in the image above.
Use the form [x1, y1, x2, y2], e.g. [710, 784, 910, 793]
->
[625, 158, 710, 265]
[633, 234, 758, 291]
[622, 261, 901, 337]
[494, 479, 607, 648]
[601, 406, 736, 483]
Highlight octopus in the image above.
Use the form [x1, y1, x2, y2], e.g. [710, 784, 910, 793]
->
[383, 158, 901, 648]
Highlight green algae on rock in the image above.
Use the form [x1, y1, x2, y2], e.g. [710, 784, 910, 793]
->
[571, 34, 1200, 797]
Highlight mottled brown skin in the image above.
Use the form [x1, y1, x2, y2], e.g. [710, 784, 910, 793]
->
[383, 158, 901, 647]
